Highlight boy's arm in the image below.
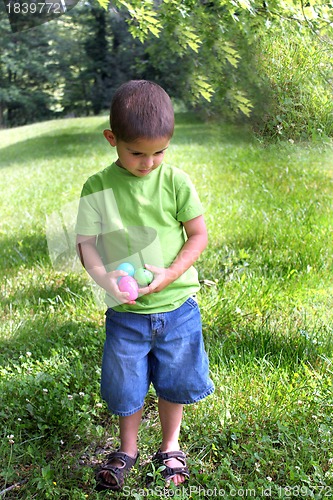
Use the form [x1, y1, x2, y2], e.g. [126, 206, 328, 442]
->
[141, 215, 208, 294]
[76, 234, 136, 304]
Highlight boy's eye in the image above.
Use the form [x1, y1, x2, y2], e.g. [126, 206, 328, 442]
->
[131, 151, 164, 157]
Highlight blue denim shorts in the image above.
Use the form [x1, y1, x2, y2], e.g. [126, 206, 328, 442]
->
[101, 297, 215, 416]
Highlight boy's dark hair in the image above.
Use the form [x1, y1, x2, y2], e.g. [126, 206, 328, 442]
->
[110, 80, 174, 142]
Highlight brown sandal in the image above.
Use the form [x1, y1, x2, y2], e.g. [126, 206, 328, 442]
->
[152, 449, 190, 483]
[96, 450, 139, 491]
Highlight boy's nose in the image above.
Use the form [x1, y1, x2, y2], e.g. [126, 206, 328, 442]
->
[142, 156, 154, 168]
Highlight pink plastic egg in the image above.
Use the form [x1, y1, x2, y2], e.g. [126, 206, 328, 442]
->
[118, 276, 139, 301]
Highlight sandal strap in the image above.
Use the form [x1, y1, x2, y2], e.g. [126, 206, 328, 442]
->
[96, 451, 139, 491]
[153, 449, 190, 481]
[103, 451, 138, 470]
[154, 450, 187, 462]
[163, 465, 190, 479]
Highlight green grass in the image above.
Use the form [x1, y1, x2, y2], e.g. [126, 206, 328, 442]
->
[1, 114, 333, 499]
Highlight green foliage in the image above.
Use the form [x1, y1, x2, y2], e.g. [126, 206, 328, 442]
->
[105, 0, 253, 109]
[2, 0, 333, 136]
[0, 19, 58, 126]
[95, 0, 333, 135]
[0, 7, 149, 126]
[253, 26, 333, 140]
[1, 115, 333, 497]
[115, 0, 162, 40]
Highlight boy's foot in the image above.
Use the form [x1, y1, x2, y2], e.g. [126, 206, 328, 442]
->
[152, 449, 190, 486]
[95, 450, 139, 491]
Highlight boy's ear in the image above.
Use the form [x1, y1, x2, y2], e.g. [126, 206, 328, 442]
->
[103, 130, 117, 147]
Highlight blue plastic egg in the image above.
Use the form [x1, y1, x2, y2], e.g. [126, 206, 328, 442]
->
[116, 262, 135, 276]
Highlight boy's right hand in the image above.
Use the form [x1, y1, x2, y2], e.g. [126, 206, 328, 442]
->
[105, 270, 137, 305]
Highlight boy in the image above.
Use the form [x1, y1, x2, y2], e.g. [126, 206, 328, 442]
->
[75, 80, 214, 491]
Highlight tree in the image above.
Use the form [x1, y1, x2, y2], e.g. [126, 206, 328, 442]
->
[0, 19, 58, 126]
[1, 0, 332, 136]
[95, 0, 333, 125]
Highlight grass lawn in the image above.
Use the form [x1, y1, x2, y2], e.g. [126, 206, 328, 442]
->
[1, 114, 333, 499]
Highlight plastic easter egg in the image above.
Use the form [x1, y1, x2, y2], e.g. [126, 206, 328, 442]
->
[116, 262, 135, 276]
[118, 276, 139, 301]
[134, 268, 154, 286]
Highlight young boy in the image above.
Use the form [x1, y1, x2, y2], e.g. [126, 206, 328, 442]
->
[75, 80, 214, 491]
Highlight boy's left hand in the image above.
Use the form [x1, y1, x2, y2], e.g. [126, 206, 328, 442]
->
[138, 264, 175, 295]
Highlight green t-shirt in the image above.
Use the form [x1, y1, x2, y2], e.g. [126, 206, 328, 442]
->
[75, 162, 203, 313]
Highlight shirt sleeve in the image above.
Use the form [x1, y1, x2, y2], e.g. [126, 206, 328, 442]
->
[175, 172, 204, 222]
[75, 182, 102, 235]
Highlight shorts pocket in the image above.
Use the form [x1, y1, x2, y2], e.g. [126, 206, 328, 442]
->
[185, 296, 199, 310]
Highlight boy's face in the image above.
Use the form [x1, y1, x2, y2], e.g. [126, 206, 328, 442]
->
[104, 130, 170, 177]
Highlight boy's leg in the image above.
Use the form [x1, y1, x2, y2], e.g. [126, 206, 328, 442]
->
[151, 299, 214, 486]
[99, 309, 151, 488]
[98, 409, 142, 487]
[159, 398, 183, 451]
[119, 408, 143, 457]
[158, 398, 186, 486]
